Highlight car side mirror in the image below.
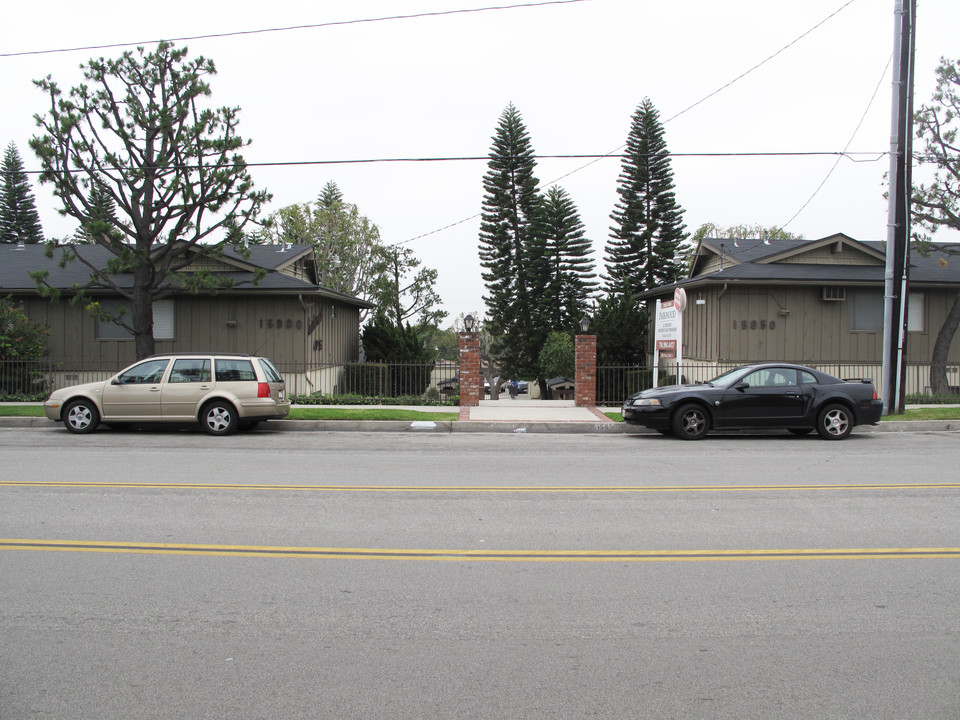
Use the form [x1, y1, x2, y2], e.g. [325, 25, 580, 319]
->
[735, 381, 750, 390]
[111, 378, 121, 385]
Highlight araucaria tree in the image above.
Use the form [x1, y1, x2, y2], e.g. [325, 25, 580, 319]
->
[478, 103, 546, 381]
[30, 42, 269, 359]
[0, 142, 45, 244]
[533, 186, 598, 331]
[912, 58, 960, 394]
[604, 98, 687, 297]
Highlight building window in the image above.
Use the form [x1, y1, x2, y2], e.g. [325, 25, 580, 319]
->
[96, 299, 175, 340]
[908, 292, 924, 332]
[849, 290, 882, 332]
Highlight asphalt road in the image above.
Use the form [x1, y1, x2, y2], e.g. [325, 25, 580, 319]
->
[2, 427, 960, 719]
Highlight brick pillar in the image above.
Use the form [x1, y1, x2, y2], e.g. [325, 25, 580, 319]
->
[575, 334, 597, 407]
[458, 332, 481, 407]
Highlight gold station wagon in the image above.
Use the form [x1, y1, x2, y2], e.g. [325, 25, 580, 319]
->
[43, 353, 291, 435]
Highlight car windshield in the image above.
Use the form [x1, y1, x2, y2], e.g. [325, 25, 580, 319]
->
[704, 367, 749, 388]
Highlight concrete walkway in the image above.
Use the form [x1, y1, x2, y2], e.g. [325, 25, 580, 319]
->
[3, 399, 957, 435]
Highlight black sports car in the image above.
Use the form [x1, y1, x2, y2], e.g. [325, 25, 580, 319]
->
[621, 363, 883, 440]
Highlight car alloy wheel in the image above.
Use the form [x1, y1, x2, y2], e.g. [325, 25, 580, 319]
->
[202, 401, 238, 436]
[63, 400, 100, 434]
[672, 403, 709, 440]
[816, 404, 851, 440]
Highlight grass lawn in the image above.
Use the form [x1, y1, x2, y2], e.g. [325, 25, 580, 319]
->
[604, 408, 960, 423]
[288, 407, 459, 422]
[2, 405, 958, 423]
[0, 405, 459, 422]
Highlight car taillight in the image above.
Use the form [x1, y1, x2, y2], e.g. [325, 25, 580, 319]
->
[258, 382, 271, 398]
[873, 390, 878, 400]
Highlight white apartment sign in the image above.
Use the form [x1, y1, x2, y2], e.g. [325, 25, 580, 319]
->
[653, 288, 686, 388]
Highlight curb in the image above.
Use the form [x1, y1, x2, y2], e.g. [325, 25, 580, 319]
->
[3, 417, 958, 435]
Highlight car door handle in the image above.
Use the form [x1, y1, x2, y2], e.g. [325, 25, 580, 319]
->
[150, 386, 161, 392]
[785, 391, 799, 397]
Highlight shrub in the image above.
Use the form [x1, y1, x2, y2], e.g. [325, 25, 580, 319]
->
[0, 296, 51, 400]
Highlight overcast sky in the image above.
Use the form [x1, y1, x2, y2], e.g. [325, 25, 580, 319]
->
[2, 0, 958, 321]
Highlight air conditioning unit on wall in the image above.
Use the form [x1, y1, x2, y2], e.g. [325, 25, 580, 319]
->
[821, 286, 846, 301]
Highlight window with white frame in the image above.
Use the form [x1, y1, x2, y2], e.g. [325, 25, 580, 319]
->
[95, 299, 174, 340]
[908, 292, 924, 332]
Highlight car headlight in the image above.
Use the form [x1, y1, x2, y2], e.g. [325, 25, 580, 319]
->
[629, 398, 661, 407]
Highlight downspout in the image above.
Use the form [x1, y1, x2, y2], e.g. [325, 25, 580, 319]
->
[717, 283, 728, 363]
[298, 294, 315, 391]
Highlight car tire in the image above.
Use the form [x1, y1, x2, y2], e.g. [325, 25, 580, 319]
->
[201, 400, 238, 436]
[63, 399, 100, 434]
[672, 403, 710, 440]
[816, 403, 852, 440]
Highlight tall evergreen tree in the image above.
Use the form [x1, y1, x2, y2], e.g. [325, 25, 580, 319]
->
[533, 185, 598, 332]
[318, 180, 344, 208]
[605, 98, 687, 297]
[0, 142, 45, 244]
[478, 103, 545, 380]
[75, 179, 120, 244]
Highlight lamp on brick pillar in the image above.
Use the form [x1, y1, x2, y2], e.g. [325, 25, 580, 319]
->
[575, 314, 596, 408]
[458, 314, 481, 407]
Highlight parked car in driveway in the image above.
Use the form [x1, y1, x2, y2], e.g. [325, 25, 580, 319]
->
[622, 363, 883, 440]
[43, 353, 290, 435]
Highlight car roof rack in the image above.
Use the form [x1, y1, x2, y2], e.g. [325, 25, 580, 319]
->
[146, 352, 251, 358]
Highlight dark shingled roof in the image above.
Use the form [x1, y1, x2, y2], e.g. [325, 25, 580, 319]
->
[638, 234, 960, 298]
[0, 242, 372, 307]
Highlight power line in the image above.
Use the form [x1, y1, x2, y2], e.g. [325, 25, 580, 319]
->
[0, 0, 589, 58]
[662, 0, 859, 126]
[20, 151, 890, 175]
[781, 52, 894, 230]
[542, 0, 861, 191]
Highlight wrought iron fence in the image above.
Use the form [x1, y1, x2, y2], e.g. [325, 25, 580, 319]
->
[0, 358, 54, 401]
[4, 357, 956, 406]
[0, 358, 462, 405]
[595, 361, 960, 405]
[272, 361, 461, 404]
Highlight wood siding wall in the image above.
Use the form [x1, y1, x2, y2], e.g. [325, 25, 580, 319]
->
[679, 285, 960, 364]
[20, 294, 361, 368]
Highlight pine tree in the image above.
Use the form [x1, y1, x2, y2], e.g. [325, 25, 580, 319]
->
[0, 142, 45, 244]
[478, 103, 545, 379]
[605, 99, 686, 296]
[533, 185, 598, 332]
[318, 180, 344, 208]
[75, 180, 120, 243]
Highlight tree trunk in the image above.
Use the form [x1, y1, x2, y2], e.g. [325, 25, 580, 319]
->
[132, 263, 156, 360]
[930, 288, 960, 395]
[538, 378, 551, 400]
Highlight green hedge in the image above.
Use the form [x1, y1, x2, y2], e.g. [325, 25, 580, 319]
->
[292, 393, 459, 407]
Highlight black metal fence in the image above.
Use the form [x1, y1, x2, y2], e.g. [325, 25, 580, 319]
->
[0, 358, 54, 401]
[0, 358, 463, 404]
[273, 361, 461, 404]
[3, 358, 957, 405]
[595, 361, 960, 405]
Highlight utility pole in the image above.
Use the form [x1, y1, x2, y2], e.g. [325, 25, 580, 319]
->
[881, 0, 916, 415]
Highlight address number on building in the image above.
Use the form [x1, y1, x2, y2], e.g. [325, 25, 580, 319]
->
[732, 319, 777, 330]
[259, 318, 304, 330]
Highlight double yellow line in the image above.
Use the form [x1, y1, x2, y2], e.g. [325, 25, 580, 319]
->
[3, 481, 960, 493]
[3, 539, 960, 563]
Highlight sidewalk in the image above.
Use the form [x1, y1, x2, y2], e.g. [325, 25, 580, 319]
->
[3, 399, 957, 435]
